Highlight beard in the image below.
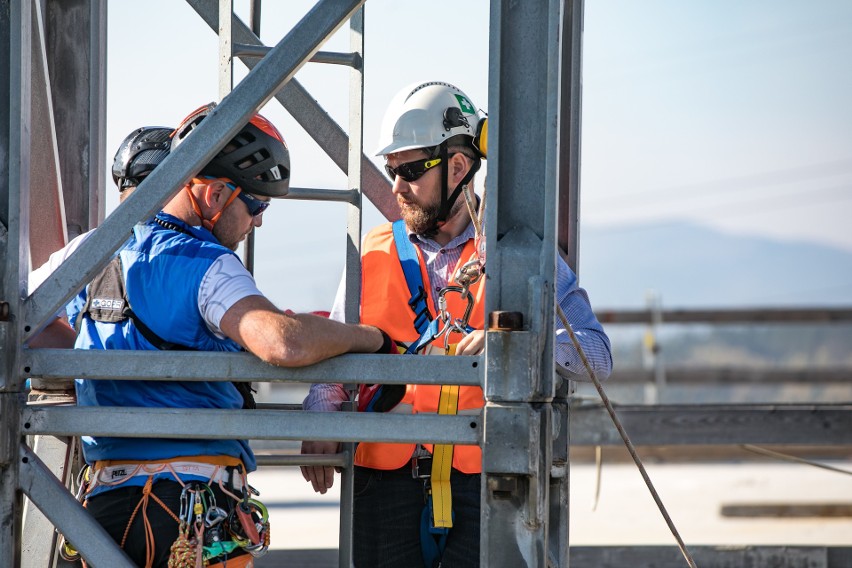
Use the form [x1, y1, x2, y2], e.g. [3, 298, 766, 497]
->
[399, 193, 465, 238]
[400, 198, 441, 236]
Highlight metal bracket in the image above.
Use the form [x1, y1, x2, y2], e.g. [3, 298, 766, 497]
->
[482, 403, 540, 475]
[485, 329, 541, 402]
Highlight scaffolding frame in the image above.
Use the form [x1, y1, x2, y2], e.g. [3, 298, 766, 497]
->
[2, 0, 582, 566]
[6, 1, 852, 567]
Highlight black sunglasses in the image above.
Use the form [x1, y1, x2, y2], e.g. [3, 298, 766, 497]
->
[384, 157, 442, 183]
[224, 181, 270, 216]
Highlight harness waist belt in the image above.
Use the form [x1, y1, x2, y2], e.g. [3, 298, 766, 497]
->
[89, 460, 245, 493]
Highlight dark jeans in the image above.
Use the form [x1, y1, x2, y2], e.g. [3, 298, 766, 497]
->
[353, 465, 480, 568]
[86, 480, 247, 568]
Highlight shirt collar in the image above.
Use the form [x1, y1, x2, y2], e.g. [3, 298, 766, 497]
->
[410, 219, 476, 251]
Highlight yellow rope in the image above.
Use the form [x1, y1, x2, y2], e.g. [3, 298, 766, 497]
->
[168, 522, 195, 568]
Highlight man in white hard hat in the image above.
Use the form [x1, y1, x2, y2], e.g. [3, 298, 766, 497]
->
[303, 82, 612, 567]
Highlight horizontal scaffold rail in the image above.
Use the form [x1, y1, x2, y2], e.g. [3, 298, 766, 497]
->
[23, 349, 481, 385]
[254, 546, 852, 567]
[595, 306, 852, 324]
[571, 403, 852, 446]
[569, 546, 852, 568]
[23, 401, 851, 448]
[21, 407, 481, 445]
[609, 367, 852, 384]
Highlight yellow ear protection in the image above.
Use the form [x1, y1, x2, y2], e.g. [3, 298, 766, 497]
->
[472, 117, 487, 159]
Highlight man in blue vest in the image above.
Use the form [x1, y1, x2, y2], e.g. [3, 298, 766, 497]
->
[61, 104, 394, 568]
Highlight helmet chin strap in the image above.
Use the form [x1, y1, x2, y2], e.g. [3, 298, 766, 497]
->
[435, 145, 482, 228]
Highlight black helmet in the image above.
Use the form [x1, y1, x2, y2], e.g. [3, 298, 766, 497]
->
[112, 126, 173, 191]
[171, 102, 290, 198]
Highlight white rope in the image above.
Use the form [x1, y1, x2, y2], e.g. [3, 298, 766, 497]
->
[592, 446, 602, 512]
[462, 183, 482, 239]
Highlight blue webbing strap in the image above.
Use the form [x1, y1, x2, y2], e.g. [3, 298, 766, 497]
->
[392, 220, 432, 335]
[420, 502, 452, 568]
[393, 220, 453, 566]
[392, 220, 436, 349]
[392, 221, 477, 356]
[406, 319, 441, 355]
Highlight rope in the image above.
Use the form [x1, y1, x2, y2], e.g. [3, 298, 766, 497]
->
[119, 477, 186, 568]
[740, 444, 852, 476]
[556, 304, 698, 568]
[168, 522, 197, 568]
[217, 474, 244, 502]
[591, 446, 602, 512]
[462, 184, 482, 239]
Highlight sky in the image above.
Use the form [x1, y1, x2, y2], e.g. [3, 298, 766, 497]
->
[104, 0, 852, 311]
[581, 1, 852, 251]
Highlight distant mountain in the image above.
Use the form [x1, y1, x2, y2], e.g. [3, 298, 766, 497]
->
[253, 219, 852, 312]
[578, 222, 852, 309]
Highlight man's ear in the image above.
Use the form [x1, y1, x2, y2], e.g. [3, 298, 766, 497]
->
[450, 153, 472, 186]
[202, 180, 227, 209]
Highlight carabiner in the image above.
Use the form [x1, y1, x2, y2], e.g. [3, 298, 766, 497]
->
[439, 286, 474, 331]
[454, 256, 483, 289]
[178, 484, 191, 523]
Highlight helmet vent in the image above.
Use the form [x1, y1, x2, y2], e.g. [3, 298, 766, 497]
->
[172, 102, 291, 197]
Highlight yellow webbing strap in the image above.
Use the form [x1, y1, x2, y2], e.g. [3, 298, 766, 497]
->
[430, 381, 460, 529]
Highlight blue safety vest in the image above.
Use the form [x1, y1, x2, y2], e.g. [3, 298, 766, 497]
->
[70, 212, 256, 480]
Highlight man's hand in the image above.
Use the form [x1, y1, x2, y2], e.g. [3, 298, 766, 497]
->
[300, 440, 341, 494]
[455, 329, 485, 356]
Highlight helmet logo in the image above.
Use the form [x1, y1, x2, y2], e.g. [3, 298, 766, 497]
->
[455, 94, 475, 115]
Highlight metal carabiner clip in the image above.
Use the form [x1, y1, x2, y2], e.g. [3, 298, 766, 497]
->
[454, 257, 483, 289]
[440, 286, 474, 330]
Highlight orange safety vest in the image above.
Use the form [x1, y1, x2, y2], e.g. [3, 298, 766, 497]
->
[355, 222, 485, 474]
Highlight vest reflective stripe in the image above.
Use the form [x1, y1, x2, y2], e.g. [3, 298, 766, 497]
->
[356, 223, 484, 474]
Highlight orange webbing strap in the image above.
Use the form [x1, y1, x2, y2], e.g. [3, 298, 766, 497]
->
[95, 454, 243, 469]
[430, 381, 460, 530]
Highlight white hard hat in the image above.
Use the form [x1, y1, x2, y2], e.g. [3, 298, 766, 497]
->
[374, 81, 481, 156]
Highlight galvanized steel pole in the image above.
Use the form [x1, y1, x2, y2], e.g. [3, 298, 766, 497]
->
[0, 3, 32, 565]
[483, 0, 563, 565]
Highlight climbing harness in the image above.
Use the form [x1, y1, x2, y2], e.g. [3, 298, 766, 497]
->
[410, 286, 475, 355]
[392, 219, 433, 339]
[70, 457, 268, 567]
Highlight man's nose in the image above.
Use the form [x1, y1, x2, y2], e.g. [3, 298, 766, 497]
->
[391, 175, 408, 195]
[253, 212, 264, 228]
